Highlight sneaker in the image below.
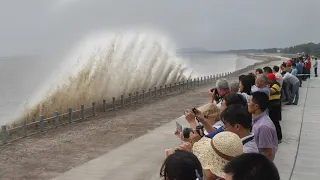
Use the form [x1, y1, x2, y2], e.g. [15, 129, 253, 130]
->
[293, 103, 298, 105]
[278, 140, 282, 144]
[285, 102, 293, 105]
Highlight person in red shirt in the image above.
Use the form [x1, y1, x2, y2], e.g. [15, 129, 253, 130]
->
[305, 55, 312, 79]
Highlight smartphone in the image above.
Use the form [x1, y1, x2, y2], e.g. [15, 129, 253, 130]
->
[176, 121, 183, 132]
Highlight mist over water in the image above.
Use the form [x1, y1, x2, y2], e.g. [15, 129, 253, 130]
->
[0, 31, 260, 125]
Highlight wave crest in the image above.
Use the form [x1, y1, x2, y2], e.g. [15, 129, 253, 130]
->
[19, 31, 194, 122]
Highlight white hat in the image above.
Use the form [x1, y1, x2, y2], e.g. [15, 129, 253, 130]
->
[192, 132, 243, 178]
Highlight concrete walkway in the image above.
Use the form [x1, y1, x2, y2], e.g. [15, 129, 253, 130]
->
[52, 61, 320, 180]
[274, 76, 320, 180]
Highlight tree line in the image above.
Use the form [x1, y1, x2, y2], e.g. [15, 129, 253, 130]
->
[227, 42, 320, 55]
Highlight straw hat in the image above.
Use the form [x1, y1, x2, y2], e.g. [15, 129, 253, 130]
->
[192, 132, 243, 178]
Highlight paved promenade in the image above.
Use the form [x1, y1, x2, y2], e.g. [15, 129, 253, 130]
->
[274, 75, 320, 179]
[52, 62, 320, 180]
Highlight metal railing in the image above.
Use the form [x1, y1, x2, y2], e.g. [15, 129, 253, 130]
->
[0, 59, 272, 145]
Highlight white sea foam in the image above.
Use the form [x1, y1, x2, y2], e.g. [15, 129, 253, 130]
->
[16, 31, 194, 122]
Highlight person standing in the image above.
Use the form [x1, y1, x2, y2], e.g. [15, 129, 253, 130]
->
[248, 92, 278, 161]
[209, 78, 230, 106]
[314, 58, 318, 77]
[296, 60, 304, 86]
[305, 55, 312, 79]
[291, 63, 298, 76]
[220, 104, 259, 153]
[273, 66, 283, 87]
[252, 74, 270, 97]
[267, 73, 282, 143]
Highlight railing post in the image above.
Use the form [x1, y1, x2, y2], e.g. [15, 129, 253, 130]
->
[149, 88, 151, 98]
[81, 104, 85, 119]
[112, 97, 116, 110]
[39, 115, 44, 132]
[154, 87, 157, 98]
[68, 108, 73, 123]
[92, 102, 96, 116]
[142, 90, 145, 101]
[136, 91, 139, 103]
[21, 120, 27, 137]
[160, 86, 162, 96]
[197, 78, 200, 86]
[1, 125, 8, 145]
[187, 80, 189, 89]
[121, 95, 124, 107]
[55, 111, 59, 128]
[129, 93, 132, 105]
[183, 81, 185, 89]
[103, 100, 107, 112]
[164, 85, 167, 95]
[170, 84, 172, 92]
[179, 82, 181, 91]
[194, 78, 196, 88]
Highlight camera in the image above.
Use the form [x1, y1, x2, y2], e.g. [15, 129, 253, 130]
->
[183, 125, 205, 139]
[210, 88, 221, 102]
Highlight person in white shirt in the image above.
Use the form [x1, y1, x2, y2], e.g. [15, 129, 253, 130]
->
[273, 65, 283, 86]
[314, 58, 318, 77]
[283, 72, 300, 105]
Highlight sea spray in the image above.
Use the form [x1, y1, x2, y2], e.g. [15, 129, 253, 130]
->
[15, 31, 194, 124]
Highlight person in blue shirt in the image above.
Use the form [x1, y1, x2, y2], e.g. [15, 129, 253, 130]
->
[291, 63, 298, 76]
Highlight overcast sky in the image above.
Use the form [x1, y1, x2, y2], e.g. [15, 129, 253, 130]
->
[1, 0, 320, 56]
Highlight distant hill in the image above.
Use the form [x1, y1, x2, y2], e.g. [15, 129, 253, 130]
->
[177, 42, 320, 55]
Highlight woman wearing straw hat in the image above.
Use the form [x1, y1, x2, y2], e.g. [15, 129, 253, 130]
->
[192, 131, 243, 180]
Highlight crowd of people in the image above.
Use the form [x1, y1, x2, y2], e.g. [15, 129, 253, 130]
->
[159, 54, 317, 180]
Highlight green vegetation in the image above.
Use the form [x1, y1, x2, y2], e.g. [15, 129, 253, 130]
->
[178, 42, 320, 57]
[225, 42, 320, 56]
[281, 42, 320, 55]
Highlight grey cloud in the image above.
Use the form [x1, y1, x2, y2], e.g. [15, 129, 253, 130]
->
[0, 0, 320, 56]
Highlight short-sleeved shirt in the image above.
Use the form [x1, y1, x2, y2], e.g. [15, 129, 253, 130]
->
[296, 63, 303, 73]
[269, 82, 281, 101]
[252, 111, 278, 160]
[291, 68, 298, 76]
[205, 126, 224, 138]
[275, 72, 283, 86]
[241, 134, 259, 153]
